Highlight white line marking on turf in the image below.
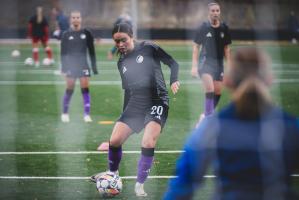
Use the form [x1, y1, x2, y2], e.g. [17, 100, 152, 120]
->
[0, 150, 184, 155]
[0, 175, 208, 180]
[1, 174, 298, 180]
[1, 69, 299, 75]
[0, 79, 299, 85]
[1, 61, 299, 68]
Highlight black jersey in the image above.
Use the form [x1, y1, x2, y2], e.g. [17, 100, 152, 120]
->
[29, 15, 48, 37]
[117, 41, 179, 105]
[61, 29, 97, 74]
[194, 21, 231, 61]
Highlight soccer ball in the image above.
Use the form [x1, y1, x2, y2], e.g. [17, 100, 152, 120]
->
[24, 57, 33, 66]
[42, 58, 51, 66]
[11, 50, 20, 57]
[96, 172, 122, 197]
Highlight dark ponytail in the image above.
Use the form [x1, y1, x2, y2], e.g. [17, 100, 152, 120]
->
[112, 22, 133, 37]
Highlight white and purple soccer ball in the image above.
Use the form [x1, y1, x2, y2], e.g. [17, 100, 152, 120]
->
[11, 50, 20, 58]
[96, 172, 122, 197]
[24, 57, 33, 66]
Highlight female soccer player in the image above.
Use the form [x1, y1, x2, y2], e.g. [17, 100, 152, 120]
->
[191, 2, 231, 125]
[60, 11, 98, 123]
[164, 47, 299, 200]
[93, 22, 180, 197]
[28, 6, 54, 67]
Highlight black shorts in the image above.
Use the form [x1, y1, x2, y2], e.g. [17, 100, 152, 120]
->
[65, 68, 91, 78]
[118, 93, 169, 133]
[198, 58, 224, 81]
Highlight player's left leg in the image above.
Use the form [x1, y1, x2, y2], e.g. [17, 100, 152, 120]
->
[80, 77, 92, 122]
[135, 121, 161, 196]
[42, 39, 54, 64]
[213, 80, 223, 108]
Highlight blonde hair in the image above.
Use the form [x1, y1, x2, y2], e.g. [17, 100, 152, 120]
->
[227, 48, 273, 119]
[208, 2, 220, 8]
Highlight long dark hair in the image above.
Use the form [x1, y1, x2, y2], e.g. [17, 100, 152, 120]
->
[227, 48, 273, 120]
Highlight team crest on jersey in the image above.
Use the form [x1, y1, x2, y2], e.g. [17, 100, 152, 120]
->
[136, 55, 144, 63]
[206, 32, 212, 37]
[80, 34, 86, 39]
[68, 36, 74, 40]
[220, 32, 225, 38]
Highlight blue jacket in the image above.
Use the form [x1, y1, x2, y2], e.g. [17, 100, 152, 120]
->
[164, 103, 299, 200]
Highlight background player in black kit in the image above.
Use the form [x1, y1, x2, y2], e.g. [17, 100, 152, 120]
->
[92, 23, 180, 197]
[28, 6, 54, 67]
[60, 10, 98, 123]
[191, 2, 231, 126]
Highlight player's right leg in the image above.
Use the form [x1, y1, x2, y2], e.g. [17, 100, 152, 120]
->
[91, 122, 132, 182]
[32, 39, 40, 67]
[195, 73, 214, 127]
[201, 73, 215, 116]
[61, 77, 76, 122]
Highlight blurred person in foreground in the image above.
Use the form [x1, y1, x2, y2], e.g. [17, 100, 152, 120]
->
[191, 2, 231, 126]
[107, 12, 133, 60]
[60, 10, 98, 123]
[28, 6, 54, 67]
[164, 47, 299, 200]
[51, 7, 70, 40]
[91, 22, 180, 197]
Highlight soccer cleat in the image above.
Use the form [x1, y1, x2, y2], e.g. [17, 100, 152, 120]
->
[135, 182, 147, 197]
[97, 141, 109, 151]
[34, 61, 40, 68]
[61, 113, 70, 123]
[50, 59, 55, 65]
[90, 170, 119, 183]
[84, 115, 92, 123]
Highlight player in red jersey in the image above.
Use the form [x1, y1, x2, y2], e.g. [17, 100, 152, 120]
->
[28, 6, 54, 67]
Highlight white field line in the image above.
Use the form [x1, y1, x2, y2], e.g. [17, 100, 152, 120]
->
[1, 174, 298, 180]
[0, 150, 183, 155]
[1, 69, 299, 75]
[0, 79, 299, 86]
[0, 175, 216, 180]
[0, 61, 299, 68]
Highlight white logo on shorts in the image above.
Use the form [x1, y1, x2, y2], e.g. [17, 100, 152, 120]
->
[136, 55, 144, 63]
[68, 36, 74, 40]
